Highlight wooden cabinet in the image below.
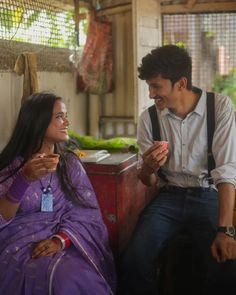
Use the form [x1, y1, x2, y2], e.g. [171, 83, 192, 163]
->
[84, 153, 155, 257]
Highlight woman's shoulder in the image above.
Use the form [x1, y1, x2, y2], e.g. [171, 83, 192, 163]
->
[63, 151, 79, 163]
[63, 151, 84, 173]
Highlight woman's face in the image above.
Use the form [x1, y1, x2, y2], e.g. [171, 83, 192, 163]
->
[44, 100, 69, 144]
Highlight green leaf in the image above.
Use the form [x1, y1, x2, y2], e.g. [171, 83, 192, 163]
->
[212, 68, 236, 107]
[0, 8, 14, 31]
[12, 7, 23, 24]
[25, 10, 40, 29]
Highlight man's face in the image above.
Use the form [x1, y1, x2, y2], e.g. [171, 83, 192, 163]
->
[146, 75, 179, 110]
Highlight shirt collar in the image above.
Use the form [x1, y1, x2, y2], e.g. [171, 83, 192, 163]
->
[159, 87, 206, 118]
[192, 87, 206, 116]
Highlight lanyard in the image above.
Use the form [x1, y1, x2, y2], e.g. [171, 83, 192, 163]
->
[39, 173, 53, 193]
[40, 173, 53, 212]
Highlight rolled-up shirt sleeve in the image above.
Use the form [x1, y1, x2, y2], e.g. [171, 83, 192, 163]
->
[211, 94, 236, 188]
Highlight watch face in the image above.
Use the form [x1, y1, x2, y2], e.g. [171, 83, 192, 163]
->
[227, 226, 235, 237]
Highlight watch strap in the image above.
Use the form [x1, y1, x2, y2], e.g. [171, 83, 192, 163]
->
[217, 226, 235, 238]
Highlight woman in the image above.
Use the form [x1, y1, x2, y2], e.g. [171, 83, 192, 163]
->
[0, 92, 116, 295]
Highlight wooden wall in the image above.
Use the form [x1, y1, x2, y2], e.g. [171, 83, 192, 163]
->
[88, 3, 135, 138]
[0, 72, 86, 151]
[89, 0, 162, 138]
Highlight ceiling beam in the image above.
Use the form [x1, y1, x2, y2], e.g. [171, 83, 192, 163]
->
[49, 0, 91, 10]
[49, 0, 74, 10]
[185, 0, 197, 9]
[96, 2, 131, 16]
[161, 2, 236, 14]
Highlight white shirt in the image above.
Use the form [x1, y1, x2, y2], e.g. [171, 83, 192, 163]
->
[137, 89, 236, 188]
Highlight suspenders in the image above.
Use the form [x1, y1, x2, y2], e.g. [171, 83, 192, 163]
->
[206, 92, 216, 184]
[148, 92, 215, 183]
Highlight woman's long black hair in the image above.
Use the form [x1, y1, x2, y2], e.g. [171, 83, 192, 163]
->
[0, 92, 91, 207]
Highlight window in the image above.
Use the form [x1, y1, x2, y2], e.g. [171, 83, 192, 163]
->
[163, 13, 236, 106]
[0, 0, 88, 71]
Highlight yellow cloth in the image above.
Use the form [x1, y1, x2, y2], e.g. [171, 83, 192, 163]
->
[14, 53, 38, 104]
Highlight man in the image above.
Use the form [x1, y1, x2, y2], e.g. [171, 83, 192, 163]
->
[121, 45, 236, 294]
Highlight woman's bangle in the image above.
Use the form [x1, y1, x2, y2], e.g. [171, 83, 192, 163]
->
[51, 232, 71, 250]
[7, 173, 30, 203]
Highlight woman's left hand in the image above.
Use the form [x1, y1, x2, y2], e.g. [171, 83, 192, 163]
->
[31, 238, 62, 259]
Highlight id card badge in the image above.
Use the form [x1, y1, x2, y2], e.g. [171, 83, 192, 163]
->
[41, 193, 53, 212]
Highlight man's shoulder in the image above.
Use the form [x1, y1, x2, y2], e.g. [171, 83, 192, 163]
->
[198, 88, 231, 103]
[213, 92, 234, 111]
[139, 106, 154, 120]
[139, 105, 166, 129]
[210, 92, 235, 125]
[200, 89, 233, 113]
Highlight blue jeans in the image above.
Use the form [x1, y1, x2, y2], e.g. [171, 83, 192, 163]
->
[120, 187, 236, 295]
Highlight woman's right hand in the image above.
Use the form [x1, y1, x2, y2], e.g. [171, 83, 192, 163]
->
[22, 154, 60, 181]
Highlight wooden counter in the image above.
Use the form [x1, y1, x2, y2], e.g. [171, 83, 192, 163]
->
[83, 153, 156, 257]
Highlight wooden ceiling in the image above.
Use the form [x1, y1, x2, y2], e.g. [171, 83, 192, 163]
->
[52, 0, 236, 13]
[161, 0, 236, 13]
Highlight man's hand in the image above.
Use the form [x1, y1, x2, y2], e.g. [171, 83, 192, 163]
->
[31, 238, 62, 259]
[211, 233, 236, 263]
[138, 141, 168, 186]
[142, 141, 168, 172]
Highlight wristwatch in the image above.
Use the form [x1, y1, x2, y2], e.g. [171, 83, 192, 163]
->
[217, 226, 236, 238]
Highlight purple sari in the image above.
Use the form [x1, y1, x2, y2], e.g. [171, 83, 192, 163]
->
[0, 153, 116, 295]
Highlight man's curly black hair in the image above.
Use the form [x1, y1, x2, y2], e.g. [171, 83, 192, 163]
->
[138, 45, 192, 90]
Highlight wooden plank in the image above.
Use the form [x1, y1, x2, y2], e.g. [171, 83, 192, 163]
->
[98, 0, 131, 8]
[161, 2, 236, 13]
[50, 0, 89, 10]
[97, 4, 131, 16]
[186, 0, 197, 9]
[13, 0, 89, 11]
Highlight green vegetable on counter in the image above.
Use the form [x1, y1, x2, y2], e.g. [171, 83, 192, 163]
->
[68, 130, 138, 152]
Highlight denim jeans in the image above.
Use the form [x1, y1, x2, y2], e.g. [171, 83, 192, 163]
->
[120, 187, 236, 295]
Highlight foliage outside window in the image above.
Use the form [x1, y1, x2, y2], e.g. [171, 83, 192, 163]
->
[213, 68, 236, 107]
[0, 1, 89, 72]
[0, 8, 73, 48]
[0, 2, 88, 49]
[163, 13, 236, 108]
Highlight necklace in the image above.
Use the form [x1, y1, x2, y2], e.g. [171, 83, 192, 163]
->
[39, 173, 53, 212]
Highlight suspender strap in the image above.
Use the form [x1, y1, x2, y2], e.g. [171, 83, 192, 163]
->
[148, 92, 216, 185]
[148, 104, 161, 141]
[148, 105, 167, 182]
[206, 92, 216, 184]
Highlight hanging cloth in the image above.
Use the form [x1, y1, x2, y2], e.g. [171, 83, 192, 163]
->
[14, 52, 39, 104]
[77, 18, 113, 95]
